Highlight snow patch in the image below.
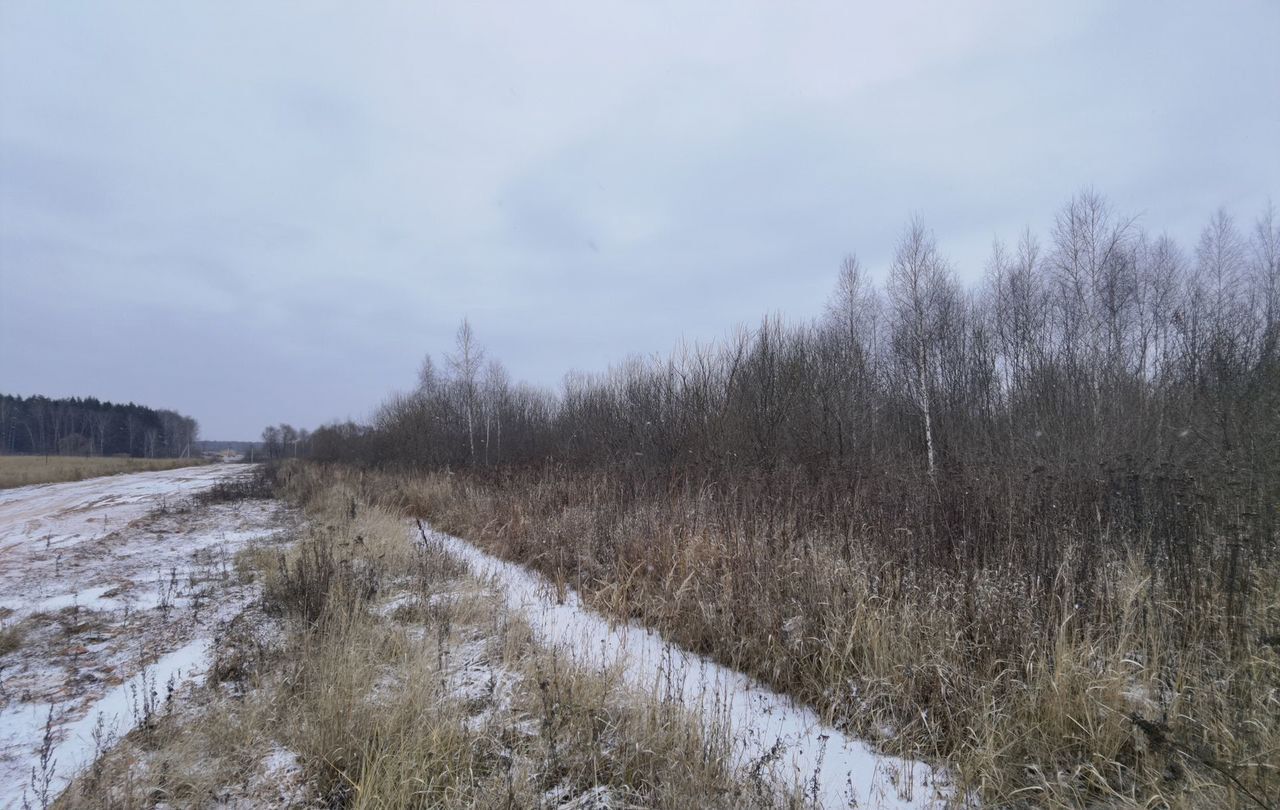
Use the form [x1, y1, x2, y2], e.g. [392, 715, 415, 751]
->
[0, 465, 284, 807]
[375, 592, 419, 618]
[419, 524, 950, 809]
[544, 784, 616, 809]
[0, 585, 118, 616]
[1, 638, 209, 807]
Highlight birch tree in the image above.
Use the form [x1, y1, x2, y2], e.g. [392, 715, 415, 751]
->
[447, 319, 485, 466]
[887, 219, 954, 481]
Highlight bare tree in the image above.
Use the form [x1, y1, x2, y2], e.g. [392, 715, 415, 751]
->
[987, 229, 1048, 398]
[482, 359, 510, 465]
[447, 319, 485, 465]
[1049, 190, 1136, 365]
[1196, 208, 1248, 336]
[261, 425, 282, 460]
[279, 424, 299, 457]
[1249, 203, 1279, 346]
[824, 254, 879, 356]
[820, 254, 881, 464]
[417, 354, 441, 397]
[886, 219, 955, 481]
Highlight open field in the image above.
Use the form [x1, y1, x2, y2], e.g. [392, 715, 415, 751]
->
[0, 463, 278, 802]
[0, 459, 947, 807]
[3, 462, 1272, 807]
[58, 466, 784, 809]
[5, 463, 1271, 807]
[0, 455, 207, 490]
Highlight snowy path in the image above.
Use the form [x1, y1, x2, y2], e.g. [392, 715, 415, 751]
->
[421, 523, 951, 809]
[0, 464, 286, 807]
[0, 464, 238, 559]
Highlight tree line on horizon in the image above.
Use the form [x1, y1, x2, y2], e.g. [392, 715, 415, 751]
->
[260, 423, 311, 459]
[303, 190, 1278, 610]
[0, 393, 199, 458]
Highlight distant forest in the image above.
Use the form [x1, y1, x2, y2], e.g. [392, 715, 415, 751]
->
[193, 440, 260, 453]
[0, 393, 198, 457]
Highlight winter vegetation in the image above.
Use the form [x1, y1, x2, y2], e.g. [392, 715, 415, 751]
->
[259, 425, 311, 461]
[5, 458, 817, 808]
[292, 193, 1280, 807]
[5, 1, 1277, 806]
[3, 192, 1276, 809]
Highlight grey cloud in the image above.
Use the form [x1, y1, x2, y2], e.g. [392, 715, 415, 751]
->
[0, 141, 112, 219]
[2, 1, 1277, 439]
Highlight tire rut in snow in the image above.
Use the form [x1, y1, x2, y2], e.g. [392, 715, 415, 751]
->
[415, 521, 951, 809]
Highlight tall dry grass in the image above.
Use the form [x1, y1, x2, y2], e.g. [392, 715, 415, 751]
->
[0, 455, 207, 489]
[314, 463, 1280, 809]
[58, 462, 779, 809]
[266, 465, 774, 808]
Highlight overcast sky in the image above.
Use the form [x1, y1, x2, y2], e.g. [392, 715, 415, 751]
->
[2, 2, 1277, 439]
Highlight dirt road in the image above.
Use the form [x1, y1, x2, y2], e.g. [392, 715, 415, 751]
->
[0, 464, 291, 807]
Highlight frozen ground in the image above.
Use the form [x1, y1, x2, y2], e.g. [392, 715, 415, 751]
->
[0, 464, 241, 565]
[0, 465, 951, 807]
[0, 465, 291, 808]
[418, 523, 952, 809]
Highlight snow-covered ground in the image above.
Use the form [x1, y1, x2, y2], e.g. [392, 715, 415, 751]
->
[0, 464, 244, 585]
[419, 523, 952, 809]
[0, 465, 288, 807]
[0, 465, 951, 807]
